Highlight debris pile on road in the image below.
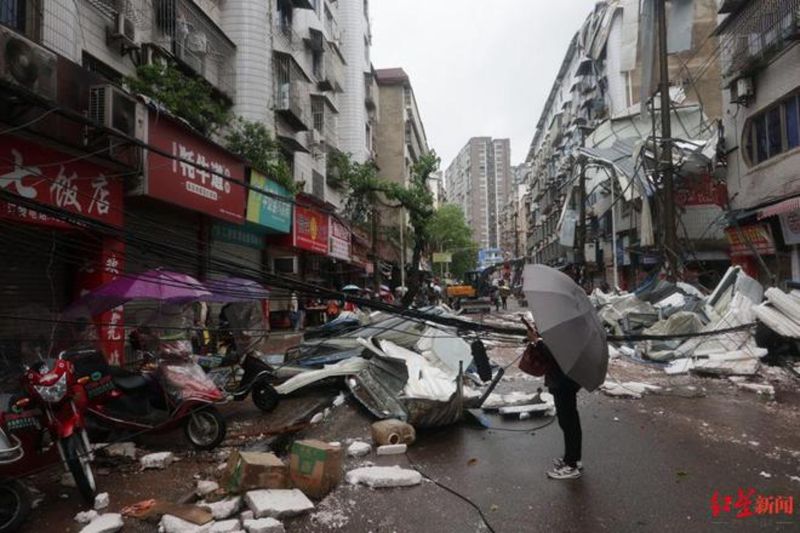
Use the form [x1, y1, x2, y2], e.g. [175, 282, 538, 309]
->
[596, 267, 800, 386]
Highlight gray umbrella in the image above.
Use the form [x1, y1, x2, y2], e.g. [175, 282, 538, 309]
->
[522, 265, 608, 391]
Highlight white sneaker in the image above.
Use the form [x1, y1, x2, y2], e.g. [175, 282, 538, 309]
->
[553, 458, 583, 471]
[547, 465, 583, 480]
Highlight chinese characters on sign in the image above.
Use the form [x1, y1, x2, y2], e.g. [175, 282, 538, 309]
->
[779, 211, 800, 246]
[0, 136, 123, 227]
[724, 224, 776, 257]
[329, 216, 352, 261]
[711, 489, 794, 519]
[675, 175, 728, 208]
[212, 222, 264, 249]
[145, 113, 245, 224]
[292, 205, 329, 254]
[247, 170, 292, 233]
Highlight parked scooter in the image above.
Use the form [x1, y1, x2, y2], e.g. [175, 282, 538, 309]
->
[0, 352, 97, 504]
[196, 299, 280, 413]
[0, 425, 31, 532]
[67, 349, 227, 450]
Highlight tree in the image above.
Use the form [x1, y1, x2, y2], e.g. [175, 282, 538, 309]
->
[225, 118, 297, 193]
[125, 63, 231, 135]
[335, 151, 440, 306]
[427, 204, 478, 279]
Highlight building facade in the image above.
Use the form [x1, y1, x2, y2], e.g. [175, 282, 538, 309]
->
[523, 0, 726, 290]
[0, 0, 382, 368]
[717, 0, 800, 283]
[445, 137, 512, 249]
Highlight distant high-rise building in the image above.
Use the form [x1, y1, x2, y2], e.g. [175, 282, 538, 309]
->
[445, 138, 512, 249]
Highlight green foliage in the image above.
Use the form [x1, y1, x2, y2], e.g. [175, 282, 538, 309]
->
[225, 117, 297, 194]
[427, 204, 478, 279]
[125, 62, 231, 135]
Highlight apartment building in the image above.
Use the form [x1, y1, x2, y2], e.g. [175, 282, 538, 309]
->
[338, 0, 378, 163]
[445, 137, 512, 249]
[524, 0, 725, 289]
[717, 0, 800, 283]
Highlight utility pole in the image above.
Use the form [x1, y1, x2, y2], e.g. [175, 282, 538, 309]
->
[371, 208, 380, 293]
[576, 160, 586, 266]
[656, 0, 678, 280]
[513, 210, 520, 259]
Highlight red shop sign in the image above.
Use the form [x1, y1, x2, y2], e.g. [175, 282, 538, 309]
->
[725, 224, 776, 257]
[675, 175, 728, 208]
[292, 205, 329, 254]
[0, 135, 123, 228]
[144, 113, 245, 224]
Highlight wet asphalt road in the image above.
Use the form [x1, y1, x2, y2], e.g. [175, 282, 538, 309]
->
[297, 390, 799, 533]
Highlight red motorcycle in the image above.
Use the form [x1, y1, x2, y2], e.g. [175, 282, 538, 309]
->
[0, 352, 97, 505]
[67, 350, 227, 450]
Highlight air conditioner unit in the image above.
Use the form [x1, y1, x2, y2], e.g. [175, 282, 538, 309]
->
[0, 26, 57, 101]
[107, 10, 138, 55]
[175, 44, 203, 74]
[730, 77, 755, 106]
[89, 85, 143, 138]
[309, 129, 323, 145]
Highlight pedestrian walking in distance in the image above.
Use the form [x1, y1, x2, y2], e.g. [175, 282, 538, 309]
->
[522, 320, 583, 479]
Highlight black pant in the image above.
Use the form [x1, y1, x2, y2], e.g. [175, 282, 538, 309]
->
[552, 386, 582, 467]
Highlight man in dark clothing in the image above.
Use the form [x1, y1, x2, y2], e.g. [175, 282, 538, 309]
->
[526, 327, 583, 479]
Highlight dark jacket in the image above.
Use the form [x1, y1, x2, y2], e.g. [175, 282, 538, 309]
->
[540, 341, 581, 392]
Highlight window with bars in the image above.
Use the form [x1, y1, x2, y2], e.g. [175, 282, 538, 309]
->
[312, 96, 324, 132]
[0, 0, 40, 40]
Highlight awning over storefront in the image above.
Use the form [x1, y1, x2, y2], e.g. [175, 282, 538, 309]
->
[758, 195, 800, 220]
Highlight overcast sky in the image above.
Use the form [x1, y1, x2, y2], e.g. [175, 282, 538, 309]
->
[370, 0, 598, 169]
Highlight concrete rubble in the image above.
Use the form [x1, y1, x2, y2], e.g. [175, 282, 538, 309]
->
[242, 517, 285, 533]
[199, 497, 242, 520]
[159, 514, 213, 533]
[94, 492, 110, 510]
[196, 480, 220, 497]
[346, 441, 371, 457]
[75, 510, 99, 524]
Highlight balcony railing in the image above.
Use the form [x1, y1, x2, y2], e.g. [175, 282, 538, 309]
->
[718, 0, 800, 83]
[152, 0, 236, 97]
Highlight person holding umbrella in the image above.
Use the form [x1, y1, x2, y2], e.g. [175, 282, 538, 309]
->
[520, 265, 609, 480]
[523, 319, 583, 479]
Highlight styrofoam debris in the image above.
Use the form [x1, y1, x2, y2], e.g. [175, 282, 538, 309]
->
[482, 391, 539, 409]
[209, 519, 242, 533]
[665, 358, 694, 375]
[345, 466, 422, 488]
[310, 413, 324, 424]
[332, 393, 346, 407]
[692, 350, 765, 376]
[242, 517, 285, 533]
[519, 412, 531, 420]
[240, 510, 254, 522]
[199, 497, 242, 520]
[347, 441, 371, 458]
[140, 451, 175, 470]
[159, 514, 213, 533]
[196, 480, 220, 497]
[376, 444, 407, 455]
[244, 489, 314, 519]
[736, 383, 775, 396]
[759, 471, 772, 478]
[75, 510, 99, 524]
[498, 404, 551, 415]
[80, 513, 124, 533]
[789, 475, 800, 484]
[101, 442, 136, 460]
[94, 492, 110, 510]
[599, 381, 662, 399]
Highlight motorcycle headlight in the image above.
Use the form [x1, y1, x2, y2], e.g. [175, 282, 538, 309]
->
[34, 373, 68, 403]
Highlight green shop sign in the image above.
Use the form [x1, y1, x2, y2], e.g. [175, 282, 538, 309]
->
[247, 170, 292, 234]
[212, 222, 263, 249]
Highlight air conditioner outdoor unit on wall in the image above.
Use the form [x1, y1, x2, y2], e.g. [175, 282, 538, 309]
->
[730, 77, 755, 106]
[89, 85, 144, 139]
[107, 12, 139, 53]
[0, 26, 57, 101]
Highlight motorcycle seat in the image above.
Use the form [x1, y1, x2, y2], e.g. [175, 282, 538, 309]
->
[108, 367, 149, 391]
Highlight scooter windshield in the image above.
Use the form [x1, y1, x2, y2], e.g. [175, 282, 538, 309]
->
[160, 360, 222, 402]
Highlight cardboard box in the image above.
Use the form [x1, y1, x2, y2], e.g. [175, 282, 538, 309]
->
[289, 440, 343, 499]
[223, 451, 290, 493]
